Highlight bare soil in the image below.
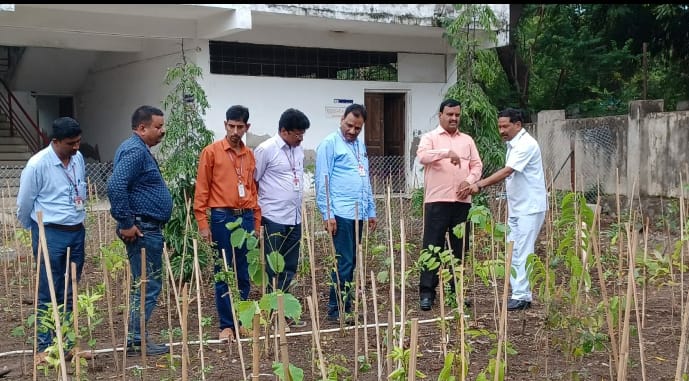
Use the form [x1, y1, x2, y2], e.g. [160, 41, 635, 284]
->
[0, 200, 686, 381]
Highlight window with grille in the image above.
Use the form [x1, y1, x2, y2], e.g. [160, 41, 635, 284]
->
[209, 41, 398, 81]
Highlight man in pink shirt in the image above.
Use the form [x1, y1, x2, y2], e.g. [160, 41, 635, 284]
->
[417, 98, 483, 311]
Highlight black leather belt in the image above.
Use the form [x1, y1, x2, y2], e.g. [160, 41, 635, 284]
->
[134, 215, 165, 227]
[212, 207, 250, 216]
[44, 223, 84, 232]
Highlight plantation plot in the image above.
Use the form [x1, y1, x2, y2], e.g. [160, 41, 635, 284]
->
[0, 191, 688, 380]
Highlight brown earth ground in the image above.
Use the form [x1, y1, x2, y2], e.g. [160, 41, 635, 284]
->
[0, 195, 686, 380]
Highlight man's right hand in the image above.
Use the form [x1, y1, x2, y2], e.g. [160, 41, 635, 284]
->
[324, 218, 337, 236]
[448, 150, 461, 167]
[199, 228, 212, 243]
[119, 225, 143, 243]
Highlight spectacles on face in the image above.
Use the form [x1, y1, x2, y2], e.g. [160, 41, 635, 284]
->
[288, 130, 306, 138]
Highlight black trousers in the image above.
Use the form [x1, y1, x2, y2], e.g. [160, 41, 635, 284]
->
[418, 201, 471, 299]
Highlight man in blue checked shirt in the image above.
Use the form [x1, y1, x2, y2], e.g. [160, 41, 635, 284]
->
[315, 103, 377, 323]
[17, 117, 88, 364]
[107, 105, 172, 357]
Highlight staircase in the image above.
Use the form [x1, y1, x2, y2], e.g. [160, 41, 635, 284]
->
[0, 113, 31, 200]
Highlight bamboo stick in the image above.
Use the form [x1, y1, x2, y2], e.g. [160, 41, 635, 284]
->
[192, 239, 207, 380]
[370, 271, 382, 381]
[277, 294, 292, 381]
[398, 218, 406, 354]
[306, 295, 328, 380]
[494, 241, 513, 381]
[181, 283, 189, 381]
[354, 203, 360, 381]
[324, 176, 345, 328]
[386, 311, 393, 376]
[31, 227, 43, 381]
[100, 241, 120, 371]
[617, 224, 635, 380]
[225, 248, 248, 380]
[251, 308, 261, 381]
[122, 260, 130, 381]
[71, 262, 81, 379]
[386, 184, 396, 327]
[408, 318, 419, 381]
[36, 212, 69, 381]
[357, 240, 370, 364]
[62, 248, 71, 315]
[139, 248, 148, 371]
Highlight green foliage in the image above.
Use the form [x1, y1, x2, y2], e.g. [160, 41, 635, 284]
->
[442, 4, 506, 178]
[100, 239, 127, 274]
[388, 346, 427, 380]
[159, 49, 215, 282]
[272, 361, 305, 381]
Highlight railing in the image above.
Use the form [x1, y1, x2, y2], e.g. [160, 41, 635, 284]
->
[0, 78, 48, 153]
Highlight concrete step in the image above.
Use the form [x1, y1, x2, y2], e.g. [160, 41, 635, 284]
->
[0, 144, 30, 153]
[0, 152, 31, 161]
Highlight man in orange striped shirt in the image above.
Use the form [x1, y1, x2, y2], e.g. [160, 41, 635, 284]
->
[193, 105, 261, 342]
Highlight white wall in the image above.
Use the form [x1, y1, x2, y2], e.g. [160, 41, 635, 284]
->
[76, 39, 195, 160]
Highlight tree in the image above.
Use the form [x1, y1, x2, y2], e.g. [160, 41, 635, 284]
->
[159, 42, 215, 282]
[442, 4, 507, 179]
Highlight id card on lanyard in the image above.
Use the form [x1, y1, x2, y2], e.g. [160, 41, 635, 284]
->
[63, 164, 84, 211]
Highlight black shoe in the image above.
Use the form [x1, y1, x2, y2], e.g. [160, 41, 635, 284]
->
[419, 297, 433, 311]
[126, 341, 169, 357]
[507, 299, 531, 311]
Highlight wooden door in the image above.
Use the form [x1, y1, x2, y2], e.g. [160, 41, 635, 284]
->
[364, 93, 384, 156]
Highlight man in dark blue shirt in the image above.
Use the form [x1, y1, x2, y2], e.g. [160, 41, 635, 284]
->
[107, 105, 172, 356]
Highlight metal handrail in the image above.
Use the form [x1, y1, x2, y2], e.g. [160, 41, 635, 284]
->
[0, 78, 48, 153]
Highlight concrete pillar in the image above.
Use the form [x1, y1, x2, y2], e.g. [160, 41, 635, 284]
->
[536, 110, 567, 191]
[627, 99, 664, 197]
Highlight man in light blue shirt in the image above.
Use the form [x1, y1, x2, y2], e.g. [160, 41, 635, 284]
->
[254, 108, 310, 294]
[315, 103, 377, 323]
[16, 117, 87, 363]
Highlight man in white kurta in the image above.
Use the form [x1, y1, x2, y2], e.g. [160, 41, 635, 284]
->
[459, 108, 547, 310]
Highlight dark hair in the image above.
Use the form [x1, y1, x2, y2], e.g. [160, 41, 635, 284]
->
[279, 108, 310, 132]
[498, 108, 524, 124]
[439, 98, 461, 113]
[343, 103, 367, 122]
[226, 105, 250, 123]
[52, 117, 81, 140]
[131, 105, 164, 129]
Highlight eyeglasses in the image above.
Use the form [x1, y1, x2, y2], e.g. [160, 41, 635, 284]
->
[288, 130, 306, 138]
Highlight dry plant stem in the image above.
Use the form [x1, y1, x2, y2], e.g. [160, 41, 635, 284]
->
[398, 218, 407, 355]
[277, 294, 292, 381]
[630, 252, 647, 381]
[354, 204, 360, 381]
[272, 278, 279, 362]
[62, 248, 71, 315]
[224, 248, 248, 379]
[408, 318, 419, 381]
[101, 244, 120, 371]
[139, 248, 148, 370]
[386, 185, 396, 326]
[438, 265, 447, 358]
[163, 248, 183, 322]
[165, 260, 174, 360]
[251, 310, 261, 381]
[31, 233, 42, 381]
[674, 268, 689, 379]
[617, 224, 636, 381]
[323, 176, 345, 328]
[494, 241, 513, 381]
[192, 239, 207, 380]
[122, 262, 131, 381]
[357, 242, 370, 363]
[370, 271, 383, 381]
[71, 263, 81, 379]
[259, 226, 266, 297]
[680, 171, 686, 323]
[615, 169, 623, 336]
[303, 202, 321, 329]
[642, 218, 649, 329]
[177, 192, 193, 294]
[181, 283, 189, 381]
[36, 212, 69, 379]
[386, 310, 393, 376]
[591, 204, 619, 375]
[306, 296, 328, 380]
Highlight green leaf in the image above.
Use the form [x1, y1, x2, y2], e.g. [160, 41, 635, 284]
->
[267, 251, 286, 273]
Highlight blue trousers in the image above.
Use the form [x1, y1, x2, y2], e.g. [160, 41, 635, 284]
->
[124, 220, 164, 344]
[328, 215, 363, 317]
[262, 217, 301, 293]
[31, 222, 85, 352]
[210, 209, 253, 330]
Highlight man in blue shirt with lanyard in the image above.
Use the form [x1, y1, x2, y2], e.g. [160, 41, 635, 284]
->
[17, 117, 87, 364]
[315, 103, 377, 323]
[108, 105, 172, 356]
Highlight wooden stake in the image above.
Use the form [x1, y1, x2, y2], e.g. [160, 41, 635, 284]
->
[386, 310, 393, 377]
[494, 241, 514, 381]
[408, 318, 419, 381]
[139, 248, 147, 371]
[277, 294, 292, 381]
[370, 271, 382, 381]
[71, 262, 81, 379]
[62, 248, 71, 315]
[386, 184, 396, 326]
[100, 243, 120, 371]
[192, 239, 207, 380]
[36, 211, 69, 381]
[181, 283, 189, 381]
[251, 308, 261, 381]
[122, 260, 130, 381]
[31, 226, 43, 381]
[307, 296, 328, 380]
